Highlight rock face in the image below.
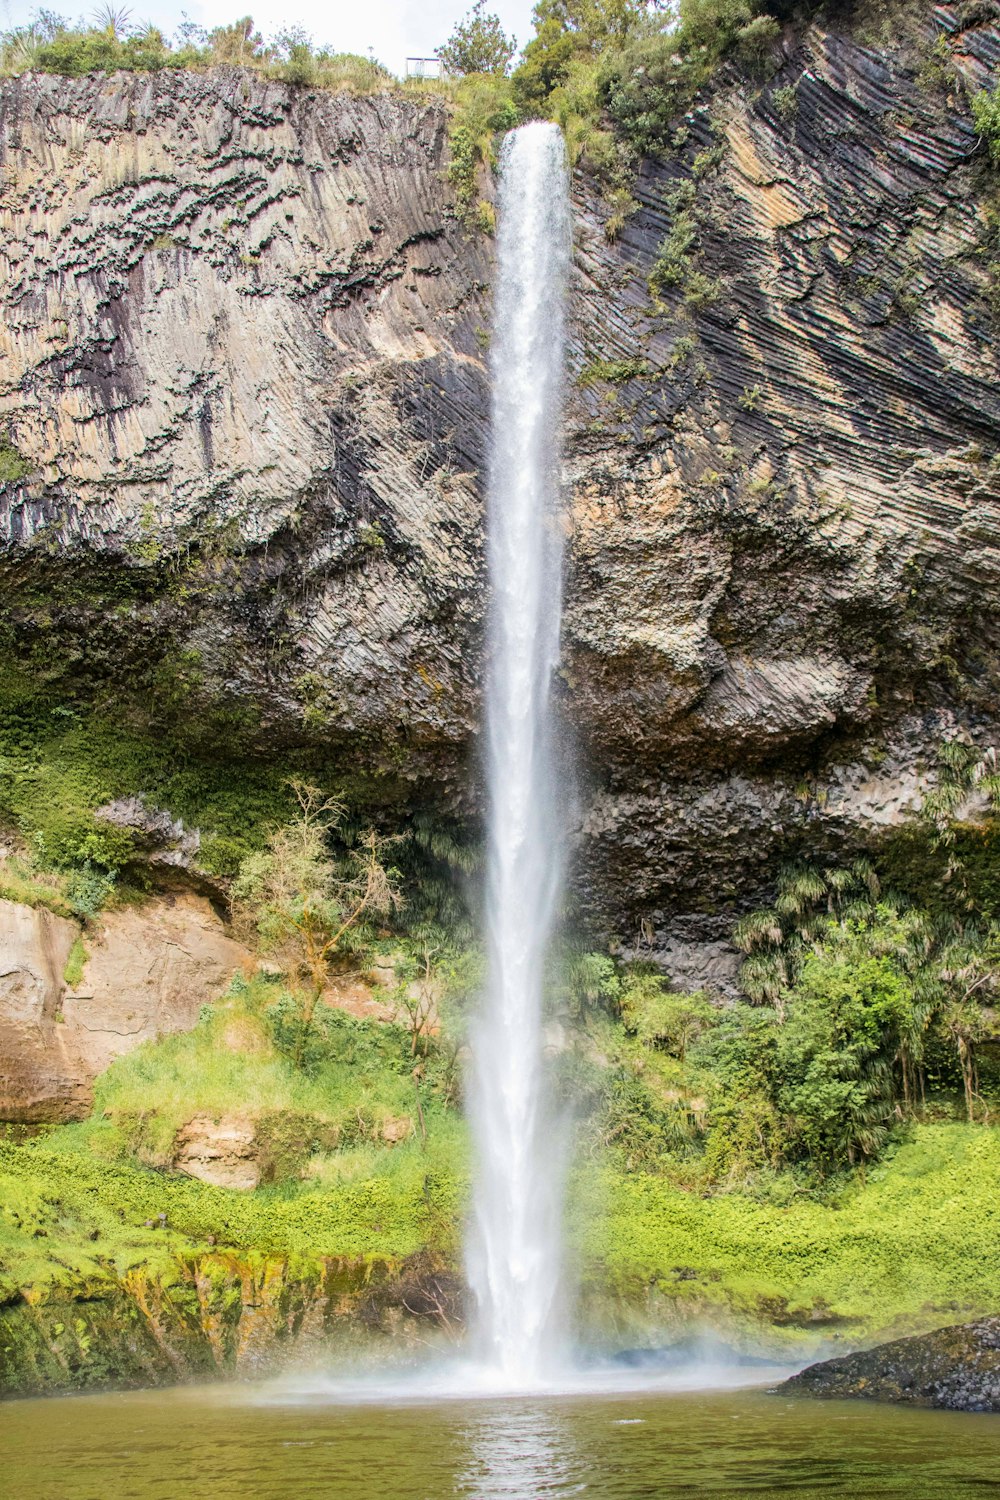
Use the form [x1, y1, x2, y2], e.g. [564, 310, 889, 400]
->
[0, 901, 89, 1121]
[0, 893, 247, 1119]
[173, 1112, 260, 1189]
[2, 5, 1000, 962]
[782, 1317, 1000, 1411]
[60, 891, 248, 1076]
[0, 1249, 463, 1397]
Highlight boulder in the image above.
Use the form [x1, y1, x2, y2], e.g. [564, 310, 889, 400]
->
[173, 1114, 261, 1190]
[780, 1318, 1000, 1412]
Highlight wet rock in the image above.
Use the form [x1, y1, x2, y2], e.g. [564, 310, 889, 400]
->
[780, 1318, 1000, 1411]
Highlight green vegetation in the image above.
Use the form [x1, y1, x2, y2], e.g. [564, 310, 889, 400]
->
[0, 433, 30, 484]
[59, 973, 460, 1177]
[577, 356, 650, 386]
[231, 781, 403, 1060]
[973, 84, 1000, 167]
[0, 12, 390, 90]
[3, 731, 1000, 1368]
[586, 1124, 1000, 1341]
[438, 1, 517, 77]
[63, 936, 88, 988]
[0, 671, 303, 880]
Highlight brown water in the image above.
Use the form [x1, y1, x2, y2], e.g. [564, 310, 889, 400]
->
[3, 1380, 1000, 1499]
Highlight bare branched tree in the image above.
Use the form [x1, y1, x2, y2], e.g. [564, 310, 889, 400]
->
[232, 780, 403, 1062]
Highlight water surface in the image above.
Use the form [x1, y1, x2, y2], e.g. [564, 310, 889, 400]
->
[4, 1381, 1000, 1499]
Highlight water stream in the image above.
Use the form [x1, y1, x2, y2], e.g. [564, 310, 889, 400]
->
[466, 120, 572, 1387]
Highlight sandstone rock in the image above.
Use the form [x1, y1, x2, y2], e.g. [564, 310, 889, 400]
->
[0, 892, 249, 1121]
[61, 892, 248, 1076]
[380, 1115, 413, 1145]
[173, 1113, 260, 1190]
[0, 901, 90, 1121]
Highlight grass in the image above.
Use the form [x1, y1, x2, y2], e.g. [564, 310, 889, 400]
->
[580, 1124, 1000, 1346]
[63, 936, 87, 987]
[0, 856, 76, 919]
[59, 977, 455, 1173]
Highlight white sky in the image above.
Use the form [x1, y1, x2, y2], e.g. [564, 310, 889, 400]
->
[0, 0, 538, 76]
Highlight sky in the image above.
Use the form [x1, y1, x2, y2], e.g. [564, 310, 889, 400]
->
[0, 0, 539, 75]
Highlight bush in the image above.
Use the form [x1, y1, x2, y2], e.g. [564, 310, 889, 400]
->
[777, 946, 916, 1171]
[0, 13, 392, 92]
[446, 73, 520, 224]
[619, 974, 718, 1059]
[973, 86, 1000, 167]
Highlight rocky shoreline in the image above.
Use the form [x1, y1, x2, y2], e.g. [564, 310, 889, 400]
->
[781, 1318, 1000, 1413]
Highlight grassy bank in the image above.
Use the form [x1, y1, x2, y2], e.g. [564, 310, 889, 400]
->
[3, 1122, 998, 1348]
[582, 1124, 1000, 1344]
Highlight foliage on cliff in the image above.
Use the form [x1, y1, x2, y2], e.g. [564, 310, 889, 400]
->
[0, 12, 390, 89]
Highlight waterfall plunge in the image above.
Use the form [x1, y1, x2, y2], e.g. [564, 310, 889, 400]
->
[467, 122, 572, 1388]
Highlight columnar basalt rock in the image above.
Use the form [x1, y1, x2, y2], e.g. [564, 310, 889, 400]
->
[1, 4, 1000, 970]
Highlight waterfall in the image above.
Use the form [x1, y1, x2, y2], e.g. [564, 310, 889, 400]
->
[466, 121, 572, 1387]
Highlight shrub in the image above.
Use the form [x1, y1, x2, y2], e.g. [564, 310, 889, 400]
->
[446, 73, 519, 225]
[777, 945, 917, 1172]
[973, 87, 1000, 167]
[619, 974, 718, 1059]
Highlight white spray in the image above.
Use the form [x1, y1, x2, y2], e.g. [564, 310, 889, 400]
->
[466, 121, 572, 1387]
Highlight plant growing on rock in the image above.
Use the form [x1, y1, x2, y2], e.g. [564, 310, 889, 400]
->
[232, 781, 403, 1063]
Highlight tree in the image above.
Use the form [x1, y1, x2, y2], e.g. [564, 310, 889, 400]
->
[232, 781, 402, 1062]
[936, 925, 1000, 1121]
[439, 1, 517, 76]
[777, 941, 917, 1172]
[206, 15, 264, 64]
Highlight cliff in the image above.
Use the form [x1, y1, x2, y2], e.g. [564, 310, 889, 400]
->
[2, 2, 1000, 969]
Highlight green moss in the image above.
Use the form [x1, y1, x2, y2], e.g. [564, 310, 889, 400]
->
[879, 819, 1000, 920]
[0, 672, 299, 876]
[63, 936, 87, 988]
[0, 1138, 462, 1304]
[580, 1124, 1000, 1344]
[0, 433, 30, 484]
[577, 358, 650, 388]
[0, 859, 75, 918]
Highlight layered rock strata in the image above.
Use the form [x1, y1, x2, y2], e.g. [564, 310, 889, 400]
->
[1, 4, 999, 962]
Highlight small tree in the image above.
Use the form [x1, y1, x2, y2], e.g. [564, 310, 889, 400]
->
[937, 925, 1000, 1121]
[207, 15, 264, 64]
[439, 1, 517, 76]
[232, 782, 402, 1062]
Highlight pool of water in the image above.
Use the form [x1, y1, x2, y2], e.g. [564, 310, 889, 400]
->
[4, 1377, 1000, 1498]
